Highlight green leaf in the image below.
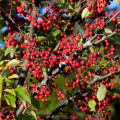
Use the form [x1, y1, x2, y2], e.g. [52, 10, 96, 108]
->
[31, 97, 40, 110]
[88, 100, 96, 111]
[78, 37, 83, 47]
[7, 59, 21, 67]
[68, 3, 74, 10]
[75, 7, 80, 12]
[36, 36, 45, 41]
[100, 45, 104, 51]
[52, 29, 61, 37]
[5, 46, 13, 56]
[10, 49, 16, 58]
[104, 26, 112, 34]
[0, 74, 3, 107]
[31, 111, 37, 120]
[0, 61, 4, 66]
[97, 83, 107, 101]
[4, 89, 16, 96]
[89, 47, 94, 53]
[17, 114, 36, 120]
[15, 86, 31, 105]
[61, 0, 65, 4]
[81, 7, 90, 19]
[42, 67, 47, 78]
[89, 12, 95, 17]
[10, 45, 18, 58]
[99, 60, 109, 68]
[5, 95, 16, 108]
[4, 75, 16, 87]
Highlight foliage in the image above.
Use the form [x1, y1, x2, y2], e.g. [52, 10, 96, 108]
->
[0, 0, 120, 120]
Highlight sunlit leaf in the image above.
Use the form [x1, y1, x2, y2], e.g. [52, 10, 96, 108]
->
[61, 0, 65, 4]
[42, 67, 46, 78]
[97, 83, 107, 101]
[81, 7, 90, 19]
[5, 95, 16, 108]
[3, 75, 16, 87]
[5, 46, 13, 56]
[21, 99, 27, 107]
[99, 60, 109, 68]
[68, 3, 74, 10]
[78, 37, 83, 47]
[7, 59, 21, 67]
[10, 49, 16, 58]
[88, 100, 96, 111]
[104, 26, 112, 34]
[8, 74, 19, 79]
[0, 61, 3, 66]
[0, 74, 3, 107]
[4, 89, 16, 96]
[52, 29, 61, 37]
[0, 66, 4, 71]
[31, 111, 37, 120]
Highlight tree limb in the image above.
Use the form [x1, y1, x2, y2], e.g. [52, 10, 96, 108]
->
[45, 69, 120, 120]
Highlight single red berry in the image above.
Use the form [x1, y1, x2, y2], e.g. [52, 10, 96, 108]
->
[46, 8, 49, 12]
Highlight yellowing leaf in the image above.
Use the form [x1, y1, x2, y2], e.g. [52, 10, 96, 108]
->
[21, 99, 26, 107]
[7, 59, 21, 67]
[81, 7, 90, 19]
[31, 110, 37, 119]
[5, 96, 10, 106]
[117, 0, 120, 4]
[4, 89, 16, 96]
[8, 74, 19, 79]
[5, 95, 16, 108]
[0, 74, 4, 107]
[0, 66, 4, 71]
[88, 100, 96, 111]
[104, 26, 112, 34]
[4, 75, 16, 87]
[78, 37, 83, 47]
[0, 61, 4, 66]
[97, 83, 107, 101]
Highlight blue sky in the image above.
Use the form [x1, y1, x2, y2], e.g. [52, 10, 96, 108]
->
[107, 0, 120, 12]
[0, 0, 120, 48]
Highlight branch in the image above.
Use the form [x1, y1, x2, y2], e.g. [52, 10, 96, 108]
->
[45, 69, 120, 120]
[17, 1, 39, 87]
[31, 20, 120, 98]
[17, 7, 120, 117]
[0, 7, 26, 37]
[16, 0, 40, 116]
[94, 30, 120, 45]
[8, 16, 25, 37]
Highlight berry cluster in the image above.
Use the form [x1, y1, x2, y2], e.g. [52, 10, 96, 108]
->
[1, 0, 120, 119]
[0, 108, 16, 120]
[88, 0, 113, 13]
[57, 90, 66, 100]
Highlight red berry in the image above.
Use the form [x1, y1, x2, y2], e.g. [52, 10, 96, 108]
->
[46, 8, 49, 12]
